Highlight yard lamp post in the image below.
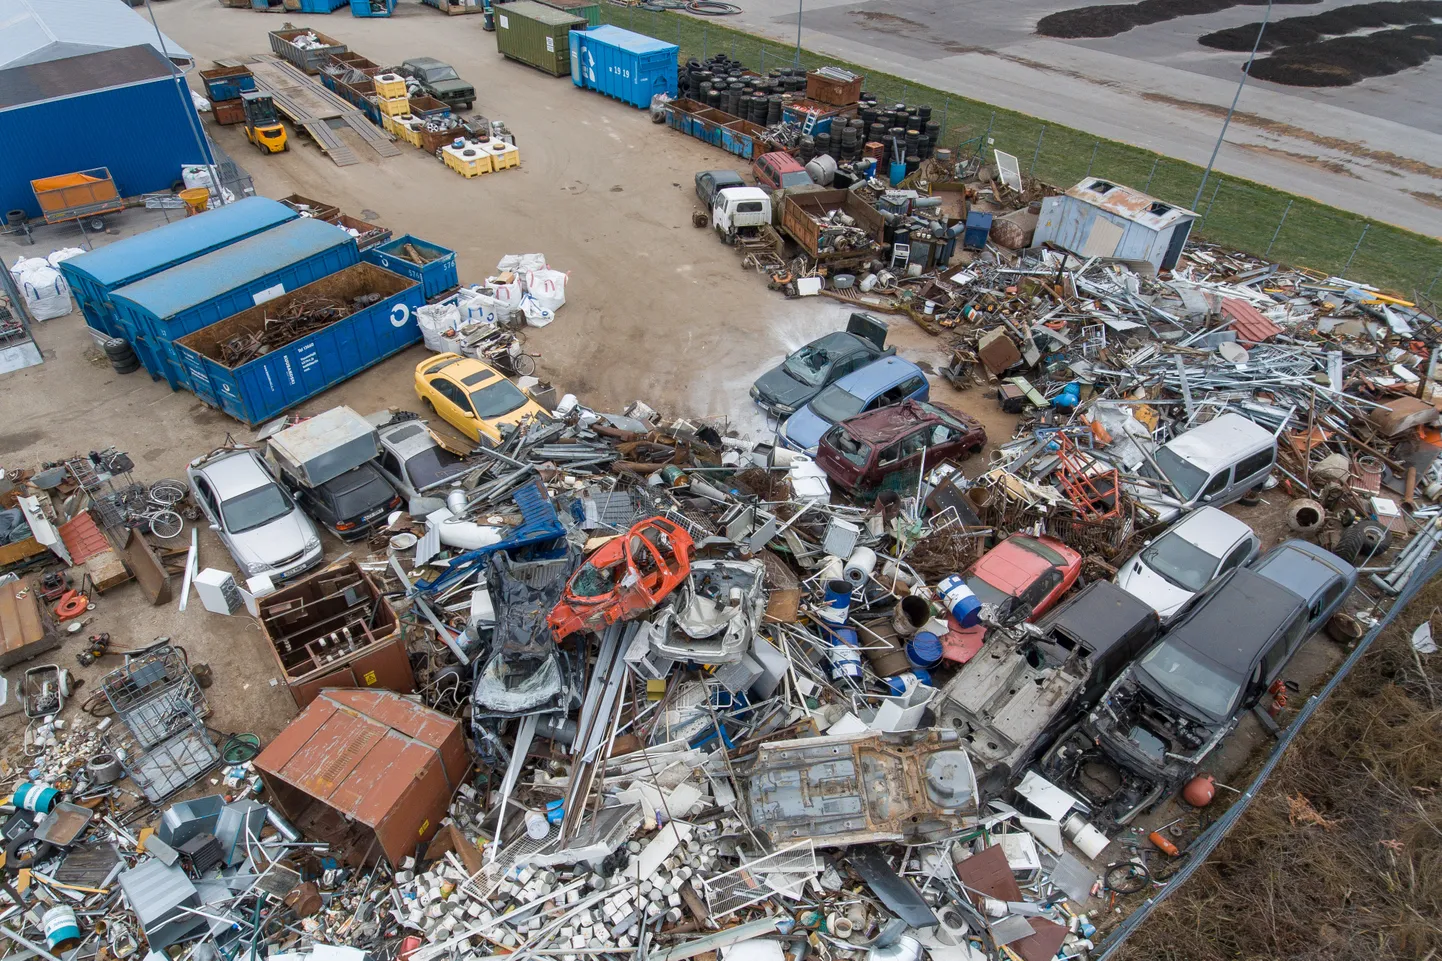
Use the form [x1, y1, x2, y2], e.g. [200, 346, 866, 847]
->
[143, 0, 223, 203]
[796, 0, 803, 66]
[1193, 0, 1272, 210]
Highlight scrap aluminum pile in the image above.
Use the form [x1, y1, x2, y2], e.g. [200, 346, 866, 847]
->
[6, 257, 1439, 961]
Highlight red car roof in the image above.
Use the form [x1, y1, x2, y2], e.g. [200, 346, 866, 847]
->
[971, 534, 1078, 595]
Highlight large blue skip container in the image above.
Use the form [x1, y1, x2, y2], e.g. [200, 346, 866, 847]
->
[174, 262, 423, 426]
[362, 235, 458, 301]
[110, 218, 358, 391]
[569, 25, 678, 109]
[60, 198, 300, 340]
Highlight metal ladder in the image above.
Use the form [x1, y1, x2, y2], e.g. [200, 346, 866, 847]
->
[801, 111, 819, 137]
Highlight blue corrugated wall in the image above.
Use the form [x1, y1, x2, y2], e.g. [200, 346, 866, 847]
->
[0, 75, 201, 220]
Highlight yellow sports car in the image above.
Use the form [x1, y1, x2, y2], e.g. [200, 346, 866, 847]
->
[414, 354, 548, 446]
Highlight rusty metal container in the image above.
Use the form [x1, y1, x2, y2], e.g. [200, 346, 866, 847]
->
[256, 562, 413, 709]
[254, 689, 469, 866]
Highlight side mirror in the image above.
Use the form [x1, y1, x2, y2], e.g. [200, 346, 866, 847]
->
[1143, 538, 1153, 547]
[1202, 494, 1215, 503]
[208, 524, 220, 532]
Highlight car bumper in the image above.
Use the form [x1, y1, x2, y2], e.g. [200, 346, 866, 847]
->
[266, 545, 325, 583]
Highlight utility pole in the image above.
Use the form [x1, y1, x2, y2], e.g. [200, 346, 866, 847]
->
[1193, 0, 1272, 211]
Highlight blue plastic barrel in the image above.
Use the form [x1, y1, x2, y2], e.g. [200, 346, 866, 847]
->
[906, 631, 944, 669]
[938, 575, 982, 628]
[889, 161, 907, 186]
[13, 782, 58, 813]
[43, 907, 80, 951]
[885, 670, 933, 695]
[822, 625, 862, 679]
[816, 579, 852, 626]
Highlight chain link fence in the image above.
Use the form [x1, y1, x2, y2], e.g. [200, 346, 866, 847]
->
[598, 5, 1441, 299]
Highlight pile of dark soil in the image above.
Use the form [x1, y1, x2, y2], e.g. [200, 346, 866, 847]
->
[1110, 576, 1442, 961]
[1036, 0, 1316, 40]
[1250, 22, 1442, 86]
[1200, 0, 1442, 50]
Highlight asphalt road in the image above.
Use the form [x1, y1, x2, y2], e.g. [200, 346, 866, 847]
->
[707, 0, 1442, 238]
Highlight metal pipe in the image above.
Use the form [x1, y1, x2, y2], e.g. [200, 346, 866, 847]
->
[1193, 0, 1272, 210]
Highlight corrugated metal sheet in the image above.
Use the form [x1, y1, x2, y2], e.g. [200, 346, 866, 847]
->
[254, 690, 467, 865]
[0, 69, 199, 220]
[496, 0, 585, 76]
[112, 218, 355, 321]
[0, 0, 192, 70]
[1063, 178, 1196, 229]
[1222, 297, 1284, 346]
[537, 0, 600, 26]
[61, 197, 298, 338]
[570, 25, 678, 109]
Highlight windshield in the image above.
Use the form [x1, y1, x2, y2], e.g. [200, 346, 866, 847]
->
[1141, 532, 1219, 591]
[470, 380, 529, 419]
[221, 484, 292, 534]
[809, 384, 867, 424]
[967, 574, 1013, 609]
[1147, 446, 1209, 502]
[1137, 641, 1241, 719]
[404, 446, 469, 490]
[426, 66, 459, 82]
[1012, 534, 1066, 566]
[782, 343, 834, 387]
[330, 469, 394, 517]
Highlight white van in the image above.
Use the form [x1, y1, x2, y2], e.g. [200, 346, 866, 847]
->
[1128, 413, 1276, 523]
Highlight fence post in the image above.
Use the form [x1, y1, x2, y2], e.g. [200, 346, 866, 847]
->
[1200, 179, 1222, 230]
[761, 49, 766, 72]
[1084, 141, 1099, 179]
[1429, 264, 1441, 298]
[1029, 125, 1046, 176]
[1341, 222, 1370, 277]
[1265, 199, 1292, 257]
[703, 26, 707, 60]
[1144, 156, 1159, 193]
[732, 38, 736, 59]
[975, 111, 994, 160]
[677, 16, 682, 49]
[902, 84, 909, 104]
[941, 97, 949, 141]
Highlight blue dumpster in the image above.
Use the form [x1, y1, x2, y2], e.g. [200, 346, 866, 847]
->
[569, 25, 677, 109]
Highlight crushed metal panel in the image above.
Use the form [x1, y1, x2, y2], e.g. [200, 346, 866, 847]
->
[746, 730, 978, 849]
[701, 841, 820, 918]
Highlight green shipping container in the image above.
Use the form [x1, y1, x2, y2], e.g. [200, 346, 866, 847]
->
[536, 0, 600, 27]
[495, 0, 587, 77]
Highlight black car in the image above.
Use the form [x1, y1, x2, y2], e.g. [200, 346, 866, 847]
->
[291, 463, 401, 541]
[1039, 568, 1309, 828]
[695, 169, 745, 208]
[750, 313, 892, 418]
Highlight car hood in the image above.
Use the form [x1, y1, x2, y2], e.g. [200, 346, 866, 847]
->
[1128, 483, 1184, 524]
[779, 406, 831, 453]
[228, 508, 314, 569]
[1115, 558, 1196, 620]
[429, 79, 474, 95]
[753, 366, 817, 410]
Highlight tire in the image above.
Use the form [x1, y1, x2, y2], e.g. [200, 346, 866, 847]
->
[512, 354, 536, 377]
[112, 360, 140, 374]
[148, 510, 184, 540]
[1239, 487, 1264, 507]
[5, 831, 54, 871]
[148, 479, 187, 506]
[1335, 520, 1390, 564]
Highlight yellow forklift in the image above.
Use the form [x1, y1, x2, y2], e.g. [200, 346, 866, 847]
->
[241, 91, 287, 154]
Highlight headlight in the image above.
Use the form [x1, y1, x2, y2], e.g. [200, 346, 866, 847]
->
[772, 402, 796, 415]
[304, 535, 321, 552]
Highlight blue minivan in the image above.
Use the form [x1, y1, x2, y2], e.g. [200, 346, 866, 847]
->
[778, 356, 930, 452]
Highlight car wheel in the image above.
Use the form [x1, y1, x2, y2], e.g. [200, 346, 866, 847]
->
[421, 396, 436, 415]
[1335, 520, 1391, 563]
[1239, 486, 1264, 507]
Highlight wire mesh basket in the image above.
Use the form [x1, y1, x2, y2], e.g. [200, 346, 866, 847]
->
[101, 644, 209, 748]
[109, 702, 219, 803]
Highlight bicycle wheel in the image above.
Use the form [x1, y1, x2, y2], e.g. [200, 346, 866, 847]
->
[512, 353, 536, 377]
[148, 510, 184, 540]
[148, 479, 188, 506]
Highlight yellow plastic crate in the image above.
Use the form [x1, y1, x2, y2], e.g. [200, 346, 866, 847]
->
[378, 95, 410, 118]
[373, 73, 407, 98]
[484, 141, 520, 170]
[384, 115, 423, 147]
[442, 142, 493, 178]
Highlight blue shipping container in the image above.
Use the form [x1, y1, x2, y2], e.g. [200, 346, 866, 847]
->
[0, 49, 203, 223]
[363, 235, 458, 301]
[175, 263, 423, 425]
[60, 197, 299, 340]
[110, 218, 358, 391]
[351, 0, 396, 15]
[569, 26, 677, 109]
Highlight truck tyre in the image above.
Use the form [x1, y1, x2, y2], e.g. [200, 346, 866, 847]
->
[1335, 520, 1390, 563]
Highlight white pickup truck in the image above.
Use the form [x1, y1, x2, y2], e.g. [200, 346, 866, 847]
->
[712, 186, 772, 246]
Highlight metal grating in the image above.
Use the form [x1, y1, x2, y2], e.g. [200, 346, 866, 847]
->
[700, 841, 820, 918]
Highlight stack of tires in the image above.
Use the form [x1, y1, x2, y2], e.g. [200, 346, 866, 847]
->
[102, 337, 139, 374]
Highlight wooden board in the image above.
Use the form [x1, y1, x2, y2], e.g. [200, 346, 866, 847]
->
[0, 577, 60, 669]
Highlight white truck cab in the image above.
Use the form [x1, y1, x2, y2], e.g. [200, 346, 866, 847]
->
[712, 186, 772, 245]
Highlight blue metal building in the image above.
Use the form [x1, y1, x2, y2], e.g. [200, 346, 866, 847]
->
[60, 197, 300, 340]
[0, 45, 206, 223]
[110, 218, 359, 391]
[1033, 179, 1198, 272]
[569, 26, 677, 109]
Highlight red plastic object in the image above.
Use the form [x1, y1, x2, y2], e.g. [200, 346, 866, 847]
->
[1182, 774, 1217, 808]
[548, 517, 694, 640]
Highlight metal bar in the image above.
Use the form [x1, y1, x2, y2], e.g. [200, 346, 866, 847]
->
[1264, 199, 1292, 257]
[1341, 222, 1370, 277]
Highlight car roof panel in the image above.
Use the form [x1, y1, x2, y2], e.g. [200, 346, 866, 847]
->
[1163, 568, 1306, 674]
